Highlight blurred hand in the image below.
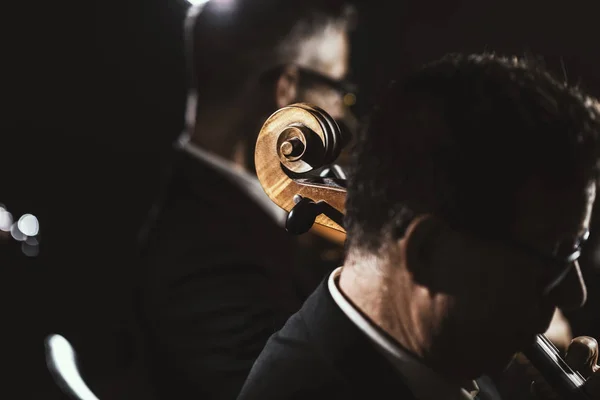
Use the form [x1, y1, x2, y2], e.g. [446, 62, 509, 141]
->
[532, 336, 600, 399]
[491, 310, 575, 400]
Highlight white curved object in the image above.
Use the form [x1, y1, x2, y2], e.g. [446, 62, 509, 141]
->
[45, 334, 99, 400]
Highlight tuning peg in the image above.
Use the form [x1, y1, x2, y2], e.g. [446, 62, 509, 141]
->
[285, 196, 321, 234]
[319, 164, 347, 180]
[286, 195, 346, 235]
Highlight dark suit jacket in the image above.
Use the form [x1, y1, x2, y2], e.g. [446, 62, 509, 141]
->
[239, 276, 505, 400]
[238, 276, 417, 400]
[135, 148, 339, 399]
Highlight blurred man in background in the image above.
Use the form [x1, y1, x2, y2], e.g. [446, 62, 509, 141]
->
[135, 1, 357, 399]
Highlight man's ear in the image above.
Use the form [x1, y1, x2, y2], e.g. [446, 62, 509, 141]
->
[275, 65, 299, 108]
[403, 215, 447, 284]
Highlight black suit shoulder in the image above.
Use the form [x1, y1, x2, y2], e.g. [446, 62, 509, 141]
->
[239, 278, 416, 400]
[135, 150, 313, 399]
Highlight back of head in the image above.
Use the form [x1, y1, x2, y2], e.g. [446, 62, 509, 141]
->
[346, 53, 600, 252]
[189, 0, 355, 110]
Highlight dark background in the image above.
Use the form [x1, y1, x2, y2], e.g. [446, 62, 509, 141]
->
[3, 0, 599, 398]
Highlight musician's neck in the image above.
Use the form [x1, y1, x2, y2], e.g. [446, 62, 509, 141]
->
[339, 256, 427, 357]
[339, 251, 474, 384]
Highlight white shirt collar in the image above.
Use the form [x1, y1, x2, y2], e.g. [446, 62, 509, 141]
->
[328, 267, 479, 400]
[178, 136, 287, 227]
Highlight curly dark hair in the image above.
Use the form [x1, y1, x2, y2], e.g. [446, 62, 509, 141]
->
[345, 53, 600, 252]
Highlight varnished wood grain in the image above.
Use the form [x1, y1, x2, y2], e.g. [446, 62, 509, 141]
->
[255, 103, 347, 233]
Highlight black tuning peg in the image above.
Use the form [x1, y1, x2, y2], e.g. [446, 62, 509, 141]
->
[285, 196, 321, 235]
[319, 164, 347, 180]
[285, 195, 346, 235]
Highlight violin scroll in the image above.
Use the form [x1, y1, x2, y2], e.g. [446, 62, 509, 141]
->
[255, 103, 348, 233]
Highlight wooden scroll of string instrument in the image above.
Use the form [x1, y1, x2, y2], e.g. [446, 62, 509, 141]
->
[255, 103, 348, 243]
[254, 103, 591, 400]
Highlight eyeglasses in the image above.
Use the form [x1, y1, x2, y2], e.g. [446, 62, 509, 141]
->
[399, 212, 591, 297]
[259, 64, 358, 107]
[505, 229, 590, 295]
